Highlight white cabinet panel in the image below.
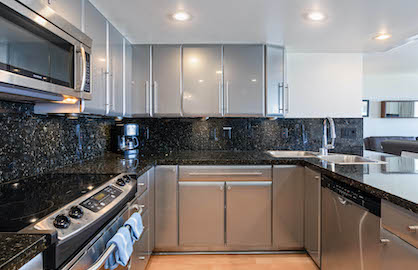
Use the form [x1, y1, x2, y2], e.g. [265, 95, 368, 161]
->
[82, 0, 106, 115]
[182, 45, 223, 117]
[132, 45, 151, 117]
[152, 45, 182, 116]
[223, 45, 264, 116]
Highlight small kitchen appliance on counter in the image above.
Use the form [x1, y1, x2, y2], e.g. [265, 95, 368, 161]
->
[112, 124, 141, 157]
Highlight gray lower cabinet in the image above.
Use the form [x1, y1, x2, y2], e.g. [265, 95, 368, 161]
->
[381, 228, 418, 270]
[148, 167, 155, 252]
[179, 181, 225, 247]
[223, 45, 264, 116]
[273, 165, 304, 249]
[304, 167, 321, 266]
[155, 166, 179, 250]
[226, 181, 272, 248]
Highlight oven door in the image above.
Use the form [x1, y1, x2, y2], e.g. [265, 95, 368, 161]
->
[0, 0, 91, 100]
[62, 201, 139, 270]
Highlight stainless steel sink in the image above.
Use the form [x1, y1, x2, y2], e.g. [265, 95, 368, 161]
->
[266, 150, 317, 158]
[317, 154, 387, 165]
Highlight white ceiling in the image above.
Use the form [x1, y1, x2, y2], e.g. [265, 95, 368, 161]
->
[90, 0, 418, 52]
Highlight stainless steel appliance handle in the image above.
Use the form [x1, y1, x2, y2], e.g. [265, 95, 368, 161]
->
[188, 172, 264, 177]
[80, 46, 87, 92]
[338, 196, 349, 205]
[85, 205, 144, 270]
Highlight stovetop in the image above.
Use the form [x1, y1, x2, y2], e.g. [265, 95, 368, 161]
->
[0, 173, 116, 232]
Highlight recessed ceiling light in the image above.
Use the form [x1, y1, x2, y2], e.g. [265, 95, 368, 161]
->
[374, 33, 391, 41]
[172, 11, 192, 21]
[304, 11, 327, 22]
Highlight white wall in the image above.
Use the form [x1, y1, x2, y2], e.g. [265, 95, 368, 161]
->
[363, 41, 418, 138]
[286, 53, 363, 118]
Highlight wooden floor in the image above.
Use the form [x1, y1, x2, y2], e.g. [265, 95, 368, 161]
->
[147, 254, 319, 270]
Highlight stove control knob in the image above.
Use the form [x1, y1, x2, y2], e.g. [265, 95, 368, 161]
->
[54, 215, 71, 229]
[116, 178, 126, 186]
[69, 206, 84, 219]
[123, 175, 131, 183]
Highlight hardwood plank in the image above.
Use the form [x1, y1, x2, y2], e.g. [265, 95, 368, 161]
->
[147, 254, 319, 270]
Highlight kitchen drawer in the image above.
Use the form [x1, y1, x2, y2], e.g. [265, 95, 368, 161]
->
[131, 229, 150, 270]
[382, 200, 418, 248]
[179, 166, 272, 181]
[137, 173, 148, 196]
[381, 228, 418, 270]
[141, 209, 150, 232]
[131, 190, 149, 214]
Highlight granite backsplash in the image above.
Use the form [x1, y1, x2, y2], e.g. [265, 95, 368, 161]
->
[125, 118, 363, 155]
[0, 101, 113, 184]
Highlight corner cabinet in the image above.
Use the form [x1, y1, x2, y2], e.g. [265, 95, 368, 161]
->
[106, 23, 124, 116]
[266, 45, 287, 117]
[182, 45, 223, 117]
[223, 45, 264, 116]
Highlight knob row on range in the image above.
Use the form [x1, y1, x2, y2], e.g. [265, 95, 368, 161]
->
[53, 206, 84, 229]
[116, 175, 132, 186]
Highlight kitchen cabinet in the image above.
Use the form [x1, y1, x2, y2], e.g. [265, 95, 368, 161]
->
[131, 45, 151, 117]
[226, 181, 272, 247]
[182, 45, 223, 117]
[44, 0, 82, 30]
[179, 181, 225, 247]
[266, 45, 287, 117]
[152, 45, 182, 116]
[223, 45, 264, 116]
[381, 228, 418, 270]
[148, 167, 155, 252]
[273, 165, 304, 249]
[106, 22, 124, 116]
[124, 38, 133, 117]
[155, 166, 178, 250]
[82, 0, 107, 115]
[304, 167, 321, 267]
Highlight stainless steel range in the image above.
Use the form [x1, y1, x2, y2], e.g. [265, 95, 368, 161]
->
[0, 173, 138, 269]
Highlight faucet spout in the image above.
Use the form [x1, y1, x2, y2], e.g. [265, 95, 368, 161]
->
[320, 117, 336, 155]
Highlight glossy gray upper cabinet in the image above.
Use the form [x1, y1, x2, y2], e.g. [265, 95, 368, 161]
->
[152, 45, 182, 117]
[44, 0, 82, 29]
[266, 45, 286, 117]
[106, 23, 124, 116]
[82, 1, 107, 115]
[123, 39, 133, 117]
[223, 45, 264, 116]
[182, 45, 223, 117]
[131, 45, 151, 117]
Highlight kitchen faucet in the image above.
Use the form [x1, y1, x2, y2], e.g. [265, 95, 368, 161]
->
[319, 117, 336, 156]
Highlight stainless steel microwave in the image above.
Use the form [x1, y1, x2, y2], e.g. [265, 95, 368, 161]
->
[0, 0, 92, 102]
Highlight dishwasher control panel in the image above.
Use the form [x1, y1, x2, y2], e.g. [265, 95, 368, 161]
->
[322, 176, 381, 217]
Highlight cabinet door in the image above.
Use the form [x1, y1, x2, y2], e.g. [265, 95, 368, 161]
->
[273, 165, 304, 249]
[132, 45, 151, 117]
[106, 23, 124, 116]
[266, 45, 285, 117]
[123, 39, 133, 117]
[179, 181, 225, 247]
[304, 168, 321, 266]
[183, 45, 223, 117]
[381, 228, 418, 270]
[147, 167, 155, 252]
[131, 225, 149, 270]
[226, 181, 272, 247]
[82, 1, 107, 115]
[155, 166, 178, 250]
[223, 45, 264, 116]
[152, 45, 182, 116]
[44, 0, 82, 29]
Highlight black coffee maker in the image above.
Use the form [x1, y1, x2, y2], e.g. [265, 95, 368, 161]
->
[111, 123, 140, 158]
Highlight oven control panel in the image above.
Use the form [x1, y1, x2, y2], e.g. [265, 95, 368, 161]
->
[81, 185, 123, 212]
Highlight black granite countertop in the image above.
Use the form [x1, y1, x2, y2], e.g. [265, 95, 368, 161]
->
[0, 233, 48, 270]
[2, 149, 418, 270]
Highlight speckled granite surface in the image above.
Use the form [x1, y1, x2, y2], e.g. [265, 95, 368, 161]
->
[126, 118, 363, 154]
[0, 233, 48, 270]
[0, 101, 114, 184]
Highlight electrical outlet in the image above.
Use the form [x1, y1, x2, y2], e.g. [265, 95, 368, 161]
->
[281, 128, 289, 139]
[223, 126, 232, 139]
[210, 128, 218, 141]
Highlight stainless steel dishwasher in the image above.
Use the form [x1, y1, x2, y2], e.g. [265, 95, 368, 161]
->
[321, 176, 381, 270]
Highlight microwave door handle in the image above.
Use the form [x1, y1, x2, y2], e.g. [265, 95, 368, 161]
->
[80, 46, 87, 92]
